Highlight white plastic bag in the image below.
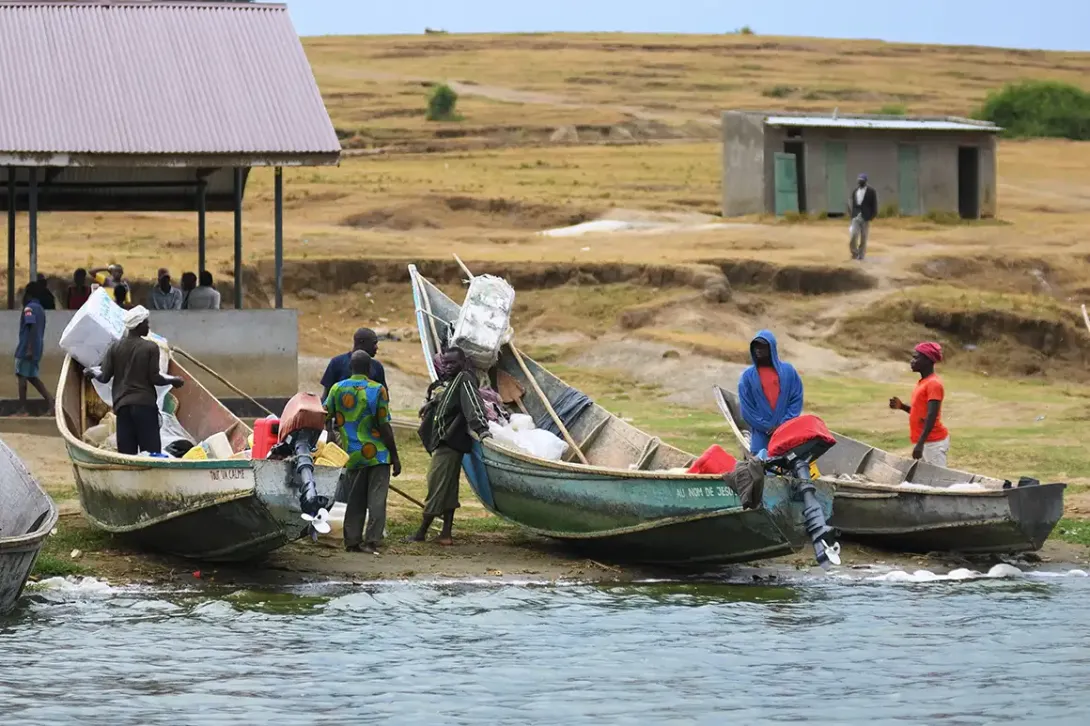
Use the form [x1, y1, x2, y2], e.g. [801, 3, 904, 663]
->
[451, 274, 515, 369]
[516, 428, 569, 461]
[508, 413, 535, 432]
[159, 412, 194, 453]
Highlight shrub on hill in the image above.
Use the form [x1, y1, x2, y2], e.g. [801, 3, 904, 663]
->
[426, 83, 461, 122]
[977, 80, 1090, 140]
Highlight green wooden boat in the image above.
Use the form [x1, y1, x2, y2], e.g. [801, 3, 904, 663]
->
[56, 354, 340, 562]
[713, 386, 1065, 554]
[410, 265, 835, 566]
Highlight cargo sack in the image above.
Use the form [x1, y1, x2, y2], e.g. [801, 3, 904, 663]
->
[450, 274, 515, 370]
[722, 457, 765, 510]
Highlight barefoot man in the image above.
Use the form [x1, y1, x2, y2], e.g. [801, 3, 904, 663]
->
[408, 347, 491, 546]
[889, 342, 950, 465]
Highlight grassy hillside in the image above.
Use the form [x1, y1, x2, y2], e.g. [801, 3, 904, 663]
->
[301, 33, 1090, 148]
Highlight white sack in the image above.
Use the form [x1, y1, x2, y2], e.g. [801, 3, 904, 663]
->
[451, 274, 515, 370]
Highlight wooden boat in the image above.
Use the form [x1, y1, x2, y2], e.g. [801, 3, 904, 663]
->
[55, 355, 340, 562]
[713, 386, 1065, 554]
[409, 265, 836, 566]
[0, 439, 58, 614]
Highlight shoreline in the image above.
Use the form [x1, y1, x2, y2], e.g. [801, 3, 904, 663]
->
[39, 512, 1090, 591]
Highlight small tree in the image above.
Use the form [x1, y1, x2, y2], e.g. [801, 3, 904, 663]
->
[426, 83, 461, 121]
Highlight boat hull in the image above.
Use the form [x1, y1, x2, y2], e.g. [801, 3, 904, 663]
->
[0, 439, 58, 614]
[713, 385, 1066, 554]
[832, 482, 1066, 554]
[461, 438, 834, 565]
[65, 442, 339, 563]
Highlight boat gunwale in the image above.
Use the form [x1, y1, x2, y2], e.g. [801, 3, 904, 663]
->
[55, 354, 254, 472]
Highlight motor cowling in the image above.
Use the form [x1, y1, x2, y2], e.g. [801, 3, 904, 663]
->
[765, 415, 841, 570]
[271, 392, 330, 519]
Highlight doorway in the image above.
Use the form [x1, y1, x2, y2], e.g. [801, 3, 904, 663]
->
[783, 141, 807, 213]
[958, 146, 980, 219]
[824, 142, 847, 217]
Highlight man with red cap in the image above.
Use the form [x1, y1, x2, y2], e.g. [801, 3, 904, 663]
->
[888, 342, 949, 465]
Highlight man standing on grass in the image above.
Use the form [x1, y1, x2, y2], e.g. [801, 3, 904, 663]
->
[321, 327, 387, 402]
[15, 283, 54, 414]
[889, 342, 950, 466]
[407, 347, 491, 546]
[848, 173, 878, 261]
[325, 350, 401, 555]
[737, 330, 804, 456]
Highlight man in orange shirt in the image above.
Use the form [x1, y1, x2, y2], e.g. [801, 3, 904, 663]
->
[889, 341, 950, 465]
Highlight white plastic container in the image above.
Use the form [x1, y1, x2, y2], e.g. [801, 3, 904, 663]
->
[58, 287, 126, 367]
[451, 274, 515, 370]
[200, 431, 233, 459]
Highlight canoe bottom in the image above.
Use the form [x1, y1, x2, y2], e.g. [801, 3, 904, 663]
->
[538, 509, 801, 566]
[842, 519, 1051, 556]
[109, 496, 307, 563]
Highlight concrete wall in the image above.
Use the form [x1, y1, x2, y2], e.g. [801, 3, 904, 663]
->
[0, 309, 298, 399]
[755, 127, 998, 218]
[721, 111, 767, 216]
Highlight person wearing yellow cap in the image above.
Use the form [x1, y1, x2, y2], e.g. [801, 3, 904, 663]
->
[888, 342, 949, 465]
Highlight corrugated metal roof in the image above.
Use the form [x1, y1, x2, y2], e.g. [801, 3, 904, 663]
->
[0, 1, 341, 161]
[763, 116, 1000, 133]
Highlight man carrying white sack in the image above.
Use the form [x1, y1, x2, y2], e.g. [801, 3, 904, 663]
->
[85, 306, 184, 456]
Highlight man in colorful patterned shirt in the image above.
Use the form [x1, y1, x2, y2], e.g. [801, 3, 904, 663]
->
[324, 350, 401, 554]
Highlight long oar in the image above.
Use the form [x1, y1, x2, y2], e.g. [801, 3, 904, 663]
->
[170, 346, 425, 510]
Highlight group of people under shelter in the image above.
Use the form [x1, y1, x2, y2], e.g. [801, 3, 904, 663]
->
[738, 330, 950, 466]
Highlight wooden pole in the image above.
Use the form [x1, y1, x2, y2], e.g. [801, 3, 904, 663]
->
[1082, 304, 1090, 336]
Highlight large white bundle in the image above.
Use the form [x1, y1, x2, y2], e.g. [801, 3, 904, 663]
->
[59, 287, 126, 367]
[487, 420, 569, 461]
[451, 274, 515, 369]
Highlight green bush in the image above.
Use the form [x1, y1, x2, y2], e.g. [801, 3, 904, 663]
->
[426, 83, 461, 121]
[977, 80, 1090, 140]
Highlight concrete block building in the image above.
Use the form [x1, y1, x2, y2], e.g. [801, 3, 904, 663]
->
[721, 111, 1000, 219]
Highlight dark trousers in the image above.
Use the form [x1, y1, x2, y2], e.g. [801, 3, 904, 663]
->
[116, 404, 162, 455]
[343, 465, 391, 548]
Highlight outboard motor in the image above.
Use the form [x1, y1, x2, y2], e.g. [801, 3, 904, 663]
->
[764, 415, 842, 570]
[272, 393, 332, 527]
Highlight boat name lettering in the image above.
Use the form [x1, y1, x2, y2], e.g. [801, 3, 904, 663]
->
[677, 486, 732, 499]
[210, 469, 247, 481]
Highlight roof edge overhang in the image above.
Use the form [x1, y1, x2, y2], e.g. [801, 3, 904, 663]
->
[0, 151, 341, 168]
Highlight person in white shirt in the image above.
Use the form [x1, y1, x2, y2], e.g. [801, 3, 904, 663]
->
[185, 270, 221, 310]
[848, 173, 878, 261]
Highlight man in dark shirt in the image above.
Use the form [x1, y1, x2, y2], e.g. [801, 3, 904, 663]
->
[848, 173, 879, 261]
[34, 275, 56, 310]
[320, 328, 387, 401]
[86, 306, 183, 455]
[407, 347, 491, 546]
[16, 283, 53, 413]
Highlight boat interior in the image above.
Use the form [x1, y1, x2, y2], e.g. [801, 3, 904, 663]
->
[59, 354, 251, 456]
[0, 440, 56, 542]
[414, 269, 703, 474]
[716, 388, 1005, 490]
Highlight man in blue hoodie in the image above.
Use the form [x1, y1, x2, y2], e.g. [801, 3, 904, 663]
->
[737, 330, 804, 455]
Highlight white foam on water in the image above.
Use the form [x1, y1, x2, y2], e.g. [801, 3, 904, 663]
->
[191, 600, 237, 618]
[866, 563, 1088, 583]
[30, 576, 122, 595]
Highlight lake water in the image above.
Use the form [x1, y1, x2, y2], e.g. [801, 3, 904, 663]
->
[2, 568, 1089, 725]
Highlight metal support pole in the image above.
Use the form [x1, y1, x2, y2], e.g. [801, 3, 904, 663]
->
[28, 167, 37, 283]
[233, 167, 243, 310]
[274, 166, 283, 309]
[197, 179, 207, 275]
[7, 168, 15, 310]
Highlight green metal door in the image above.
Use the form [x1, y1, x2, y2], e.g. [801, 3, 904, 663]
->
[898, 144, 920, 215]
[825, 142, 847, 215]
[774, 152, 798, 216]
